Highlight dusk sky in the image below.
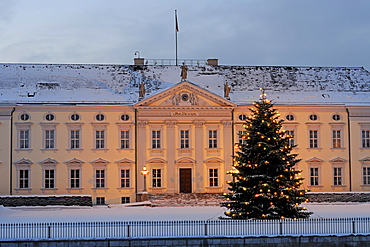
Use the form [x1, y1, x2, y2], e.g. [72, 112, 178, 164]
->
[1, 0, 369, 69]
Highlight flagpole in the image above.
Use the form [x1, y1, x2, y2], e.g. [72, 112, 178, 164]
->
[175, 10, 178, 66]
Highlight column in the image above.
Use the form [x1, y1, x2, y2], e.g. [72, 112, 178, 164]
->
[194, 121, 205, 192]
[165, 121, 177, 193]
[137, 121, 148, 194]
[222, 121, 233, 192]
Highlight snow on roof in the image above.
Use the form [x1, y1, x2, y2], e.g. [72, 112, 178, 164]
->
[0, 63, 369, 106]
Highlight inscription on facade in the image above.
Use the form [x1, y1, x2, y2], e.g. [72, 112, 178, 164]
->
[171, 112, 199, 116]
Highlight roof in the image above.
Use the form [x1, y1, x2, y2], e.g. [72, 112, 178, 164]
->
[0, 63, 369, 106]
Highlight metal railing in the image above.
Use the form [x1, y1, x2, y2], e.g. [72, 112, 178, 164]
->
[144, 59, 208, 66]
[1, 218, 370, 240]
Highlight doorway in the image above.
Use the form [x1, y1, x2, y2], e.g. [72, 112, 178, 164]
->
[179, 168, 192, 193]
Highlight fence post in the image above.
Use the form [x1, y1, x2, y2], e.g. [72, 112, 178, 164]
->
[48, 225, 51, 238]
[127, 223, 130, 238]
[352, 220, 355, 234]
[204, 222, 208, 236]
[279, 221, 283, 235]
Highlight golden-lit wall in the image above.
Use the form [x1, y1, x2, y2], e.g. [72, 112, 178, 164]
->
[1, 99, 370, 204]
[347, 107, 370, 191]
[234, 105, 370, 192]
[0, 106, 14, 195]
[11, 105, 136, 204]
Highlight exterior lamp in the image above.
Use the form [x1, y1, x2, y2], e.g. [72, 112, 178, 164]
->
[140, 166, 149, 192]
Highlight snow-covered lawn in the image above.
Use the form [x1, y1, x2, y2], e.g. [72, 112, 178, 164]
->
[2, 203, 370, 223]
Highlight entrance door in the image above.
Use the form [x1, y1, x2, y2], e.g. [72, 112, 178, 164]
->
[179, 168, 192, 193]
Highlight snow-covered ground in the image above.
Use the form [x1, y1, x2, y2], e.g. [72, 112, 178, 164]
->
[1, 203, 370, 223]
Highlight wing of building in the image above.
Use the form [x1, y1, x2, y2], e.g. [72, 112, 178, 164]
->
[0, 60, 370, 204]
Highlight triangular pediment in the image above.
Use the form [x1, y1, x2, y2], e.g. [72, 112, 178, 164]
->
[40, 158, 58, 165]
[14, 158, 33, 165]
[360, 156, 370, 162]
[116, 158, 134, 164]
[134, 81, 236, 108]
[65, 158, 84, 164]
[91, 158, 109, 164]
[305, 157, 324, 163]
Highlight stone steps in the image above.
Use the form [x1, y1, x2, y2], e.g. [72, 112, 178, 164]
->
[149, 193, 224, 207]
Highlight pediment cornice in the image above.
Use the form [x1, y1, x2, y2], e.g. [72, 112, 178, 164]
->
[134, 81, 236, 108]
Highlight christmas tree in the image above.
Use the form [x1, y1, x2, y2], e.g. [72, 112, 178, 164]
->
[221, 89, 311, 219]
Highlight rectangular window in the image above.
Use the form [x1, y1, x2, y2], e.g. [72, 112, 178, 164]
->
[20, 130, 30, 149]
[310, 167, 319, 186]
[121, 197, 130, 204]
[363, 167, 370, 185]
[95, 130, 105, 149]
[309, 130, 318, 148]
[45, 130, 55, 149]
[95, 169, 105, 188]
[152, 168, 162, 187]
[19, 169, 29, 189]
[96, 197, 105, 205]
[286, 130, 295, 147]
[120, 130, 130, 149]
[362, 130, 370, 148]
[120, 169, 130, 188]
[70, 130, 80, 149]
[152, 130, 161, 149]
[209, 168, 219, 187]
[208, 130, 218, 148]
[44, 169, 55, 189]
[70, 169, 80, 188]
[238, 131, 247, 145]
[180, 130, 190, 149]
[332, 130, 341, 148]
[333, 167, 342, 186]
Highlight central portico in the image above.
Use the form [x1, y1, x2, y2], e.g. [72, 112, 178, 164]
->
[134, 80, 236, 195]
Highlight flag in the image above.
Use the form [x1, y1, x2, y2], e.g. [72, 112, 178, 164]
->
[175, 10, 179, 32]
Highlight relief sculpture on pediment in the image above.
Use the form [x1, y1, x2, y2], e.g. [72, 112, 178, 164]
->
[160, 92, 207, 106]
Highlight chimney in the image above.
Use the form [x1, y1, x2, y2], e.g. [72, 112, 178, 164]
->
[134, 58, 145, 65]
[207, 59, 218, 66]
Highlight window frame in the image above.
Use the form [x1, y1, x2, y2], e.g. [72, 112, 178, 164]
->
[70, 168, 81, 189]
[209, 168, 219, 187]
[121, 197, 130, 204]
[363, 167, 370, 185]
[151, 130, 161, 149]
[309, 167, 319, 186]
[67, 124, 83, 150]
[120, 169, 130, 188]
[70, 113, 80, 121]
[332, 129, 342, 148]
[208, 129, 218, 148]
[238, 130, 247, 145]
[95, 113, 105, 121]
[120, 130, 130, 149]
[180, 129, 190, 149]
[152, 168, 162, 188]
[44, 169, 55, 189]
[362, 130, 370, 148]
[309, 130, 319, 148]
[333, 167, 342, 186]
[19, 169, 30, 189]
[45, 113, 55, 121]
[95, 129, 105, 149]
[66, 158, 84, 190]
[95, 169, 106, 188]
[16, 123, 32, 150]
[96, 197, 105, 205]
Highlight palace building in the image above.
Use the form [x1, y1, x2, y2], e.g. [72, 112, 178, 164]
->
[0, 59, 370, 204]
